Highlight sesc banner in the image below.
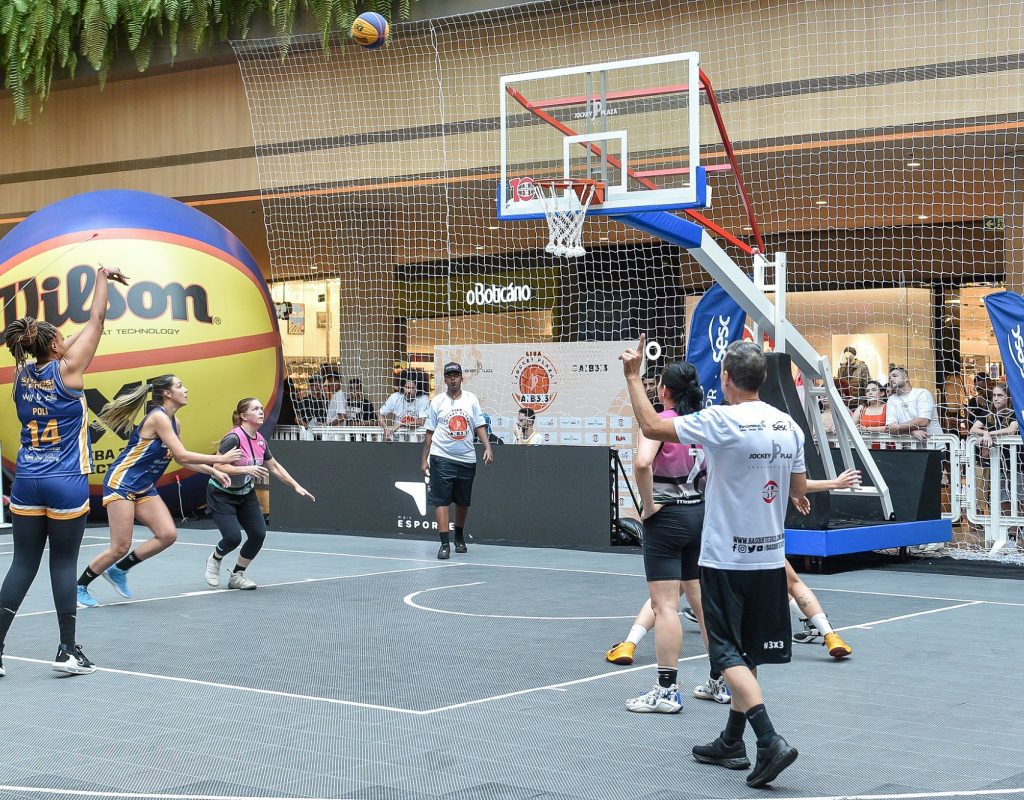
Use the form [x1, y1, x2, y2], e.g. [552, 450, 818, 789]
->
[984, 291, 1024, 431]
[686, 283, 746, 406]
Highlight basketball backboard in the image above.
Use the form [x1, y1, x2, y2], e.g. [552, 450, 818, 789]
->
[498, 52, 707, 220]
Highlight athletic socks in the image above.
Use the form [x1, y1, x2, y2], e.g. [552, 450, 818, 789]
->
[78, 567, 100, 587]
[710, 669, 722, 681]
[657, 667, 678, 689]
[626, 623, 648, 646]
[722, 709, 747, 744]
[439, 532, 450, 546]
[453, 525, 465, 544]
[212, 551, 225, 561]
[56, 611, 77, 647]
[232, 564, 246, 574]
[809, 612, 835, 635]
[745, 704, 778, 747]
[115, 552, 142, 572]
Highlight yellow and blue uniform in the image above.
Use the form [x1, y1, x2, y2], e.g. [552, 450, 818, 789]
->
[10, 360, 91, 519]
[103, 407, 177, 506]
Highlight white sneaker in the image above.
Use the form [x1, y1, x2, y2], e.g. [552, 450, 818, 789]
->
[693, 676, 732, 704]
[626, 683, 683, 713]
[227, 571, 257, 590]
[205, 553, 222, 587]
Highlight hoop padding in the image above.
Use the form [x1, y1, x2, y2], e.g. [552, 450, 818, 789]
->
[531, 179, 604, 258]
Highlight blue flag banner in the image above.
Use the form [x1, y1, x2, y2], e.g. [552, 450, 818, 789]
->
[984, 291, 1024, 431]
[687, 284, 746, 406]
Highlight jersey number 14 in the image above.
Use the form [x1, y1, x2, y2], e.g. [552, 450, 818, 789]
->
[27, 419, 61, 447]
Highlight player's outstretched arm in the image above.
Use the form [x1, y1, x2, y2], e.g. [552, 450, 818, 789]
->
[805, 468, 861, 493]
[266, 457, 315, 501]
[150, 415, 242, 466]
[620, 335, 678, 442]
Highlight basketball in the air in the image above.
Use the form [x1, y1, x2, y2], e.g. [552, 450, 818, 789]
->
[351, 12, 389, 49]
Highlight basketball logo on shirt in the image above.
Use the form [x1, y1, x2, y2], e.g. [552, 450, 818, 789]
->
[399, 413, 417, 425]
[447, 413, 470, 440]
[762, 480, 779, 503]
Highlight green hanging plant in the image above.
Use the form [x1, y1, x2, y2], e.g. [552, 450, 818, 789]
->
[1, 0, 415, 123]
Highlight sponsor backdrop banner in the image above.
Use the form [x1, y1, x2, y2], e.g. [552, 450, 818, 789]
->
[271, 441, 614, 547]
[984, 291, 1024, 431]
[434, 341, 638, 514]
[686, 283, 746, 406]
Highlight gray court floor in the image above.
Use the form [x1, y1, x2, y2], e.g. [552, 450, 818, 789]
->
[0, 527, 1021, 800]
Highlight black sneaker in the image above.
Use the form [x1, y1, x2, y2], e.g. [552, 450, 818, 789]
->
[682, 606, 699, 624]
[453, 538, 468, 554]
[746, 735, 798, 787]
[0, 645, 5, 677]
[437, 544, 451, 560]
[52, 644, 96, 675]
[792, 618, 821, 644]
[692, 736, 751, 769]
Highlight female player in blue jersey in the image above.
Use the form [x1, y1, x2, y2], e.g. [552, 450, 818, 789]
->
[0, 264, 127, 677]
[75, 375, 243, 607]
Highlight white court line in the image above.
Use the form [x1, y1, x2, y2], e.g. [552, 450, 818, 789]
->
[0, 786, 1022, 800]
[14, 563, 464, 617]
[1, 655, 424, 716]
[840, 600, 985, 630]
[809, 585, 1024, 608]
[404, 582, 635, 620]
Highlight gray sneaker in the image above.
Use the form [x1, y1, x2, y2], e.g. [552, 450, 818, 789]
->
[205, 553, 222, 587]
[227, 571, 257, 590]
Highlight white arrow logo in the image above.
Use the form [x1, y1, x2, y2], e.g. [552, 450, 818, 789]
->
[395, 481, 427, 516]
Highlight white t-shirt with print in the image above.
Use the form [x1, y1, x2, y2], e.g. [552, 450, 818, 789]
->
[426, 390, 486, 463]
[672, 401, 805, 571]
[886, 388, 942, 435]
[380, 392, 430, 426]
[326, 390, 348, 422]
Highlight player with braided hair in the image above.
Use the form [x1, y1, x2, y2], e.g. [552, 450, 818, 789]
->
[0, 265, 126, 677]
[75, 375, 242, 607]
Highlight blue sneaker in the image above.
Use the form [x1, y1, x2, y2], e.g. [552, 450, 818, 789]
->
[103, 566, 133, 598]
[76, 585, 98, 608]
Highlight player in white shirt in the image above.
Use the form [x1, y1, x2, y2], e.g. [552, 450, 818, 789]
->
[513, 408, 544, 445]
[379, 377, 430, 439]
[621, 337, 803, 790]
[421, 362, 494, 560]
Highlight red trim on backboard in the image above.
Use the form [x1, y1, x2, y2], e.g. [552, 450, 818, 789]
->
[632, 164, 733, 178]
[530, 83, 697, 110]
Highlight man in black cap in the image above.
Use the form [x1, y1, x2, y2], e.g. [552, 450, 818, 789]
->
[421, 363, 494, 559]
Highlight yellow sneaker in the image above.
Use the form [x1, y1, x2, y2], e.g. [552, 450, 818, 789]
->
[605, 641, 636, 665]
[824, 632, 852, 659]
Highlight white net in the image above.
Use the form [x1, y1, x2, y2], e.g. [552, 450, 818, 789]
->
[532, 180, 599, 258]
[232, 0, 1024, 561]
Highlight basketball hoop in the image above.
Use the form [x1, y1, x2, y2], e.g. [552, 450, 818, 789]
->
[531, 178, 604, 258]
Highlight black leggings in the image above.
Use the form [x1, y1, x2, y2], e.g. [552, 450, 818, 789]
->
[0, 513, 86, 646]
[208, 488, 267, 561]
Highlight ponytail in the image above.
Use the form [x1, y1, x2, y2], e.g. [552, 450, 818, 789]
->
[98, 374, 176, 435]
[660, 361, 704, 417]
[233, 398, 259, 427]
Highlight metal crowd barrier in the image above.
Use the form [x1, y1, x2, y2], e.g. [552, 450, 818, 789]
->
[963, 434, 1024, 554]
[271, 425, 425, 443]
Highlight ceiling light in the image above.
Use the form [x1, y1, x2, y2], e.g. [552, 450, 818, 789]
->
[917, 214, 929, 220]
[487, 226, 499, 231]
[475, 245, 485, 250]
[599, 237, 609, 241]
[814, 200, 828, 206]
[742, 226, 753, 231]
[906, 161, 921, 168]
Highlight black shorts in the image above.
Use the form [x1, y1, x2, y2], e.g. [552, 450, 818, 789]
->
[427, 455, 476, 508]
[642, 503, 703, 582]
[700, 565, 790, 671]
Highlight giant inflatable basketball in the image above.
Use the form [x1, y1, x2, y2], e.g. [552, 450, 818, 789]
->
[0, 190, 282, 516]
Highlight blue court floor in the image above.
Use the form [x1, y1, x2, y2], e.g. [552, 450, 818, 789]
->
[0, 527, 1021, 800]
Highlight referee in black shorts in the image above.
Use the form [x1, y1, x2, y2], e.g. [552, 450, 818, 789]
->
[621, 336, 806, 789]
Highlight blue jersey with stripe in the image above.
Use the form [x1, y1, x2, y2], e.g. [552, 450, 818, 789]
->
[14, 360, 92, 477]
[104, 407, 178, 494]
